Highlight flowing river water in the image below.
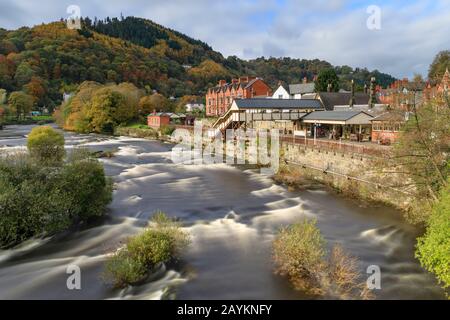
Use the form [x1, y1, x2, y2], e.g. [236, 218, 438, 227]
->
[0, 125, 445, 300]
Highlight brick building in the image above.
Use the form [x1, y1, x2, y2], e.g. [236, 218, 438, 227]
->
[205, 77, 272, 116]
[147, 112, 170, 129]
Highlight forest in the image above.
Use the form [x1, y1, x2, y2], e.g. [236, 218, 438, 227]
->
[0, 16, 398, 113]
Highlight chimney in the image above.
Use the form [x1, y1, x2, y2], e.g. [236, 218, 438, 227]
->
[232, 78, 239, 84]
[349, 79, 356, 107]
[303, 77, 308, 84]
[327, 83, 332, 92]
[239, 76, 249, 83]
[218, 80, 227, 87]
[369, 77, 377, 108]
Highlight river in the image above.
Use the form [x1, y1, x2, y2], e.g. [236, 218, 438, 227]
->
[0, 125, 445, 300]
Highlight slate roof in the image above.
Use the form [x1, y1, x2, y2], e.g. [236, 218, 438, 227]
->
[289, 83, 315, 95]
[233, 98, 324, 110]
[318, 92, 373, 110]
[303, 111, 373, 121]
[371, 112, 407, 122]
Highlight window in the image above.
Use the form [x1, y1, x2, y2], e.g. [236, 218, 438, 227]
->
[278, 95, 283, 99]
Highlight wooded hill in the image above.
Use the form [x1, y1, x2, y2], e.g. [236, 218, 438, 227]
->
[0, 16, 397, 110]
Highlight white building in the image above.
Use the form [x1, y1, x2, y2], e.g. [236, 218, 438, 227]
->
[272, 85, 290, 99]
[185, 103, 205, 112]
[272, 82, 316, 99]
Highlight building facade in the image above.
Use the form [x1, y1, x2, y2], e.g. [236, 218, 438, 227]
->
[371, 112, 407, 145]
[148, 113, 170, 129]
[206, 77, 272, 117]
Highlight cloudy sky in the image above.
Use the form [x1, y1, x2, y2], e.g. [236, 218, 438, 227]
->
[1, 0, 449, 78]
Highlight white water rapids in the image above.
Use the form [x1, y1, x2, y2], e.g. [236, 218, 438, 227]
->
[0, 125, 445, 300]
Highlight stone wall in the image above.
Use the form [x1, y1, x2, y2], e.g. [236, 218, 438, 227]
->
[280, 141, 413, 210]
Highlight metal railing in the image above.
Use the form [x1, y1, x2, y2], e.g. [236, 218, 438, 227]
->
[280, 135, 390, 157]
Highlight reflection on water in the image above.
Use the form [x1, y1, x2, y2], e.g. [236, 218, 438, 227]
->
[0, 125, 445, 300]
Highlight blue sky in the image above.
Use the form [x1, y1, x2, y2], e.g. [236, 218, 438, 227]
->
[0, 0, 449, 78]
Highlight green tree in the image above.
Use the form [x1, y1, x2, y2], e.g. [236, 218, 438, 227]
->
[14, 61, 35, 87]
[416, 179, 450, 292]
[8, 91, 33, 119]
[27, 126, 65, 165]
[84, 88, 127, 133]
[315, 68, 340, 92]
[0, 88, 6, 104]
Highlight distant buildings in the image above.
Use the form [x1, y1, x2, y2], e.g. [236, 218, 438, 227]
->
[185, 103, 205, 112]
[205, 77, 272, 117]
[63, 92, 74, 102]
[424, 68, 450, 102]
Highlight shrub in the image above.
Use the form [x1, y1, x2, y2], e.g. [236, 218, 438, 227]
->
[103, 249, 147, 288]
[103, 212, 190, 288]
[273, 219, 326, 296]
[27, 126, 65, 165]
[0, 153, 112, 248]
[273, 219, 371, 299]
[160, 124, 175, 136]
[416, 182, 450, 292]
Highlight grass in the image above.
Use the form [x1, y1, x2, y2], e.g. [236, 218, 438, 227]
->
[2, 115, 54, 125]
[124, 123, 150, 129]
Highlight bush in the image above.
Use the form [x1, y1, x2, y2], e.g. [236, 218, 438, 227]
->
[103, 212, 190, 288]
[0, 153, 112, 248]
[27, 126, 65, 165]
[273, 219, 371, 299]
[273, 219, 326, 296]
[160, 124, 175, 136]
[416, 182, 450, 292]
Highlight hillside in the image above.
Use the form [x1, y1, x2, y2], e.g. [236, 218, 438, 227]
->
[0, 16, 397, 110]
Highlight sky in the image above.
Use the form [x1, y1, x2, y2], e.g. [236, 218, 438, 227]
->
[0, 0, 449, 79]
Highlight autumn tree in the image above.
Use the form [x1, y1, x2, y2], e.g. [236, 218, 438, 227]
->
[8, 91, 34, 119]
[138, 93, 172, 115]
[23, 76, 47, 107]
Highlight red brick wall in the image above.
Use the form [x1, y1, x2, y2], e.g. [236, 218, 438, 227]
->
[371, 130, 399, 144]
[148, 115, 170, 128]
[206, 78, 272, 116]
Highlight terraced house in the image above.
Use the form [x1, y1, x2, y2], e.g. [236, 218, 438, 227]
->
[206, 77, 272, 116]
